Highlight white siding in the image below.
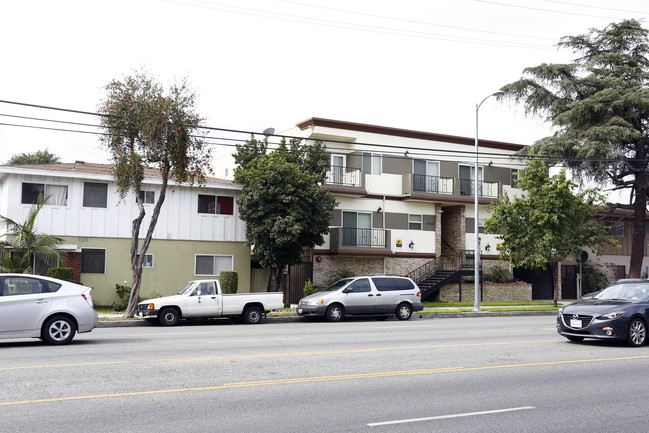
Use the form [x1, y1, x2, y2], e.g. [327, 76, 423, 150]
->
[0, 173, 246, 242]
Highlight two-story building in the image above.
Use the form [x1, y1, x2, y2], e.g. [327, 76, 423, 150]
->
[0, 162, 250, 305]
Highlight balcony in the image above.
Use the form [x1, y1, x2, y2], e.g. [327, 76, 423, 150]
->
[412, 174, 454, 195]
[326, 166, 362, 187]
[328, 227, 390, 253]
[459, 179, 499, 198]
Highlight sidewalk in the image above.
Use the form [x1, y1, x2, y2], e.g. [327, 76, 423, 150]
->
[97, 303, 566, 328]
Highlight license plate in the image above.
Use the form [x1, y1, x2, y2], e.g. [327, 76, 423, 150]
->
[570, 319, 582, 328]
[298, 308, 303, 314]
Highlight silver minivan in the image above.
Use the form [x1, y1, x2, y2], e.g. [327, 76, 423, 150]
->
[297, 275, 424, 321]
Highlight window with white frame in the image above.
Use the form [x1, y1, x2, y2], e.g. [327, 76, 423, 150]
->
[136, 253, 154, 268]
[195, 255, 233, 276]
[137, 190, 155, 205]
[83, 182, 108, 208]
[21, 182, 68, 206]
[81, 248, 106, 274]
[409, 214, 423, 230]
[362, 152, 382, 175]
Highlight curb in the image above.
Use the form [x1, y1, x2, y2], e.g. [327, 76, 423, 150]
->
[97, 310, 558, 328]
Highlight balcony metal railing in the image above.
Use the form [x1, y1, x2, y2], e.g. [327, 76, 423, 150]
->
[412, 174, 454, 194]
[326, 166, 362, 187]
[341, 227, 386, 247]
[459, 179, 499, 198]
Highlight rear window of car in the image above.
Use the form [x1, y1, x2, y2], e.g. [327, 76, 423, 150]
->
[371, 277, 415, 292]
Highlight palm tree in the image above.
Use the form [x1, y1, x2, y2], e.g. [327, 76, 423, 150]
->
[0, 197, 63, 274]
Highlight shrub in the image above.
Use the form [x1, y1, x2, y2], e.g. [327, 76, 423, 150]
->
[483, 265, 515, 283]
[47, 267, 75, 281]
[581, 261, 609, 295]
[113, 283, 132, 311]
[303, 280, 316, 297]
[220, 271, 238, 294]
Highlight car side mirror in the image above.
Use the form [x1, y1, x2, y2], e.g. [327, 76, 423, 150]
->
[342, 287, 352, 293]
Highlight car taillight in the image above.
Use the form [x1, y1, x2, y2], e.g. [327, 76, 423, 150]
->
[417, 291, 421, 297]
[81, 289, 94, 307]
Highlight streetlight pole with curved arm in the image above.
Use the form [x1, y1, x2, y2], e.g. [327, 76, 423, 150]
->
[474, 91, 504, 312]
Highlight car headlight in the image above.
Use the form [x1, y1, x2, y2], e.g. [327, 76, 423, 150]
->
[308, 299, 324, 305]
[597, 312, 625, 320]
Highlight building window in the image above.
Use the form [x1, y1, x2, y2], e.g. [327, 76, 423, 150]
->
[136, 254, 154, 268]
[137, 190, 155, 205]
[195, 255, 233, 276]
[198, 195, 234, 215]
[459, 165, 483, 196]
[21, 183, 68, 206]
[409, 214, 422, 230]
[83, 182, 108, 208]
[81, 248, 106, 274]
[511, 169, 519, 187]
[606, 221, 625, 237]
[362, 152, 382, 175]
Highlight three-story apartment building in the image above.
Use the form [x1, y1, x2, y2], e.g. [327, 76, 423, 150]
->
[284, 118, 524, 290]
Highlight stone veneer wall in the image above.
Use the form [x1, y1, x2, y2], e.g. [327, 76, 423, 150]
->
[438, 282, 532, 303]
[313, 256, 432, 289]
[440, 205, 465, 255]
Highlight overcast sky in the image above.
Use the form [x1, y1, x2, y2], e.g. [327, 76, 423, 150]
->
[2, 0, 647, 165]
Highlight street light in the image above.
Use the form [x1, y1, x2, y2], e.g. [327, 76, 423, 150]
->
[474, 91, 503, 312]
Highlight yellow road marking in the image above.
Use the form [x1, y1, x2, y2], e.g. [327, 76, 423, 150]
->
[0, 339, 560, 371]
[2, 354, 649, 406]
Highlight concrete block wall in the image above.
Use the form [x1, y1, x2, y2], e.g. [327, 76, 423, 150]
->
[438, 282, 532, 303]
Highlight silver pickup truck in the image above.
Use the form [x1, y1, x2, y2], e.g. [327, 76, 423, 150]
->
[137, 279, 284, 325]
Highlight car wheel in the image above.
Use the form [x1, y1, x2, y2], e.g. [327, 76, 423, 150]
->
[396, 303, 413, 320]
[243, 306, 263, 324]
[326, 304, 345, 322]
[627, 318, 647, 347]
[566, 336, 584, 342]
[41, 316, 77, 345]
[159, 308, 180, 326]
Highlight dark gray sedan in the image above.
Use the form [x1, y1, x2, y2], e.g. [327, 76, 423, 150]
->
[557, 279, 649, 346]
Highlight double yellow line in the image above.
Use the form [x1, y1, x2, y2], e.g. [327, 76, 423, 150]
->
[3, 353, 649, 406]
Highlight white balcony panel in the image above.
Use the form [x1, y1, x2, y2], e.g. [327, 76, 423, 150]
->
[365, 174, 402, 196]
[390, 229, 435, 253]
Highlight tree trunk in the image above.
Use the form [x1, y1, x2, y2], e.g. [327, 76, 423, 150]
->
[124, 167, 170, 318]
[629, 169, 647, 278]
[267, 267, 283, 292]
[551, 261, 559, 308]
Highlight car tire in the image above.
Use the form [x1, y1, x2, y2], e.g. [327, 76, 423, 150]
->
[326, 304, 345, 322]
[566, 336, 584, 342]
[396, 303, 413, 320]
[41, 315, 77, 345]
[627, 317, 647, 347]
[243, 306, 263, 324]
[159, 308, 180, 326]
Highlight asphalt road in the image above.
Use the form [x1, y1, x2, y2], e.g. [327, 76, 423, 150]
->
[2, 315, 649, 432]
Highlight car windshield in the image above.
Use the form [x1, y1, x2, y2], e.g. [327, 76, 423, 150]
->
[175, 282, 195, 295]
[594, 283, 649, 301]
[323, 278, 353, 292]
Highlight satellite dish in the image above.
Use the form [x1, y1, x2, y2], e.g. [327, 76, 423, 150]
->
[262, 127, 275, 136]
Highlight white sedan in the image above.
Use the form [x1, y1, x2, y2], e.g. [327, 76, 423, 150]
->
[0, 274, 98, 344]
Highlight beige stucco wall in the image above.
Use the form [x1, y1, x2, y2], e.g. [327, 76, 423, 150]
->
[59, 236, 251, 306]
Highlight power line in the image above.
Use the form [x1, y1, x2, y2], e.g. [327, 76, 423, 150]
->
[475, 0, 625, 19]
[543, 0, 649, 15]
[160, 0, 554, 50]
[279, 0, 555, 41]
[1, 99, 646, 165]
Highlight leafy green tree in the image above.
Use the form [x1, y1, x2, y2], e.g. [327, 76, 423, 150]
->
[484, 159, 616, 306]
[0, 198, 62, 273]
[7, 149, 61, 165]
[98, 70, 211, 317]
[500, 19, 649, 277]
[234, 137, 336, 291]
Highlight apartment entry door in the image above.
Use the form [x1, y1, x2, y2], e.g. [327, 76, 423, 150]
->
[343, 211, 371, 246]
